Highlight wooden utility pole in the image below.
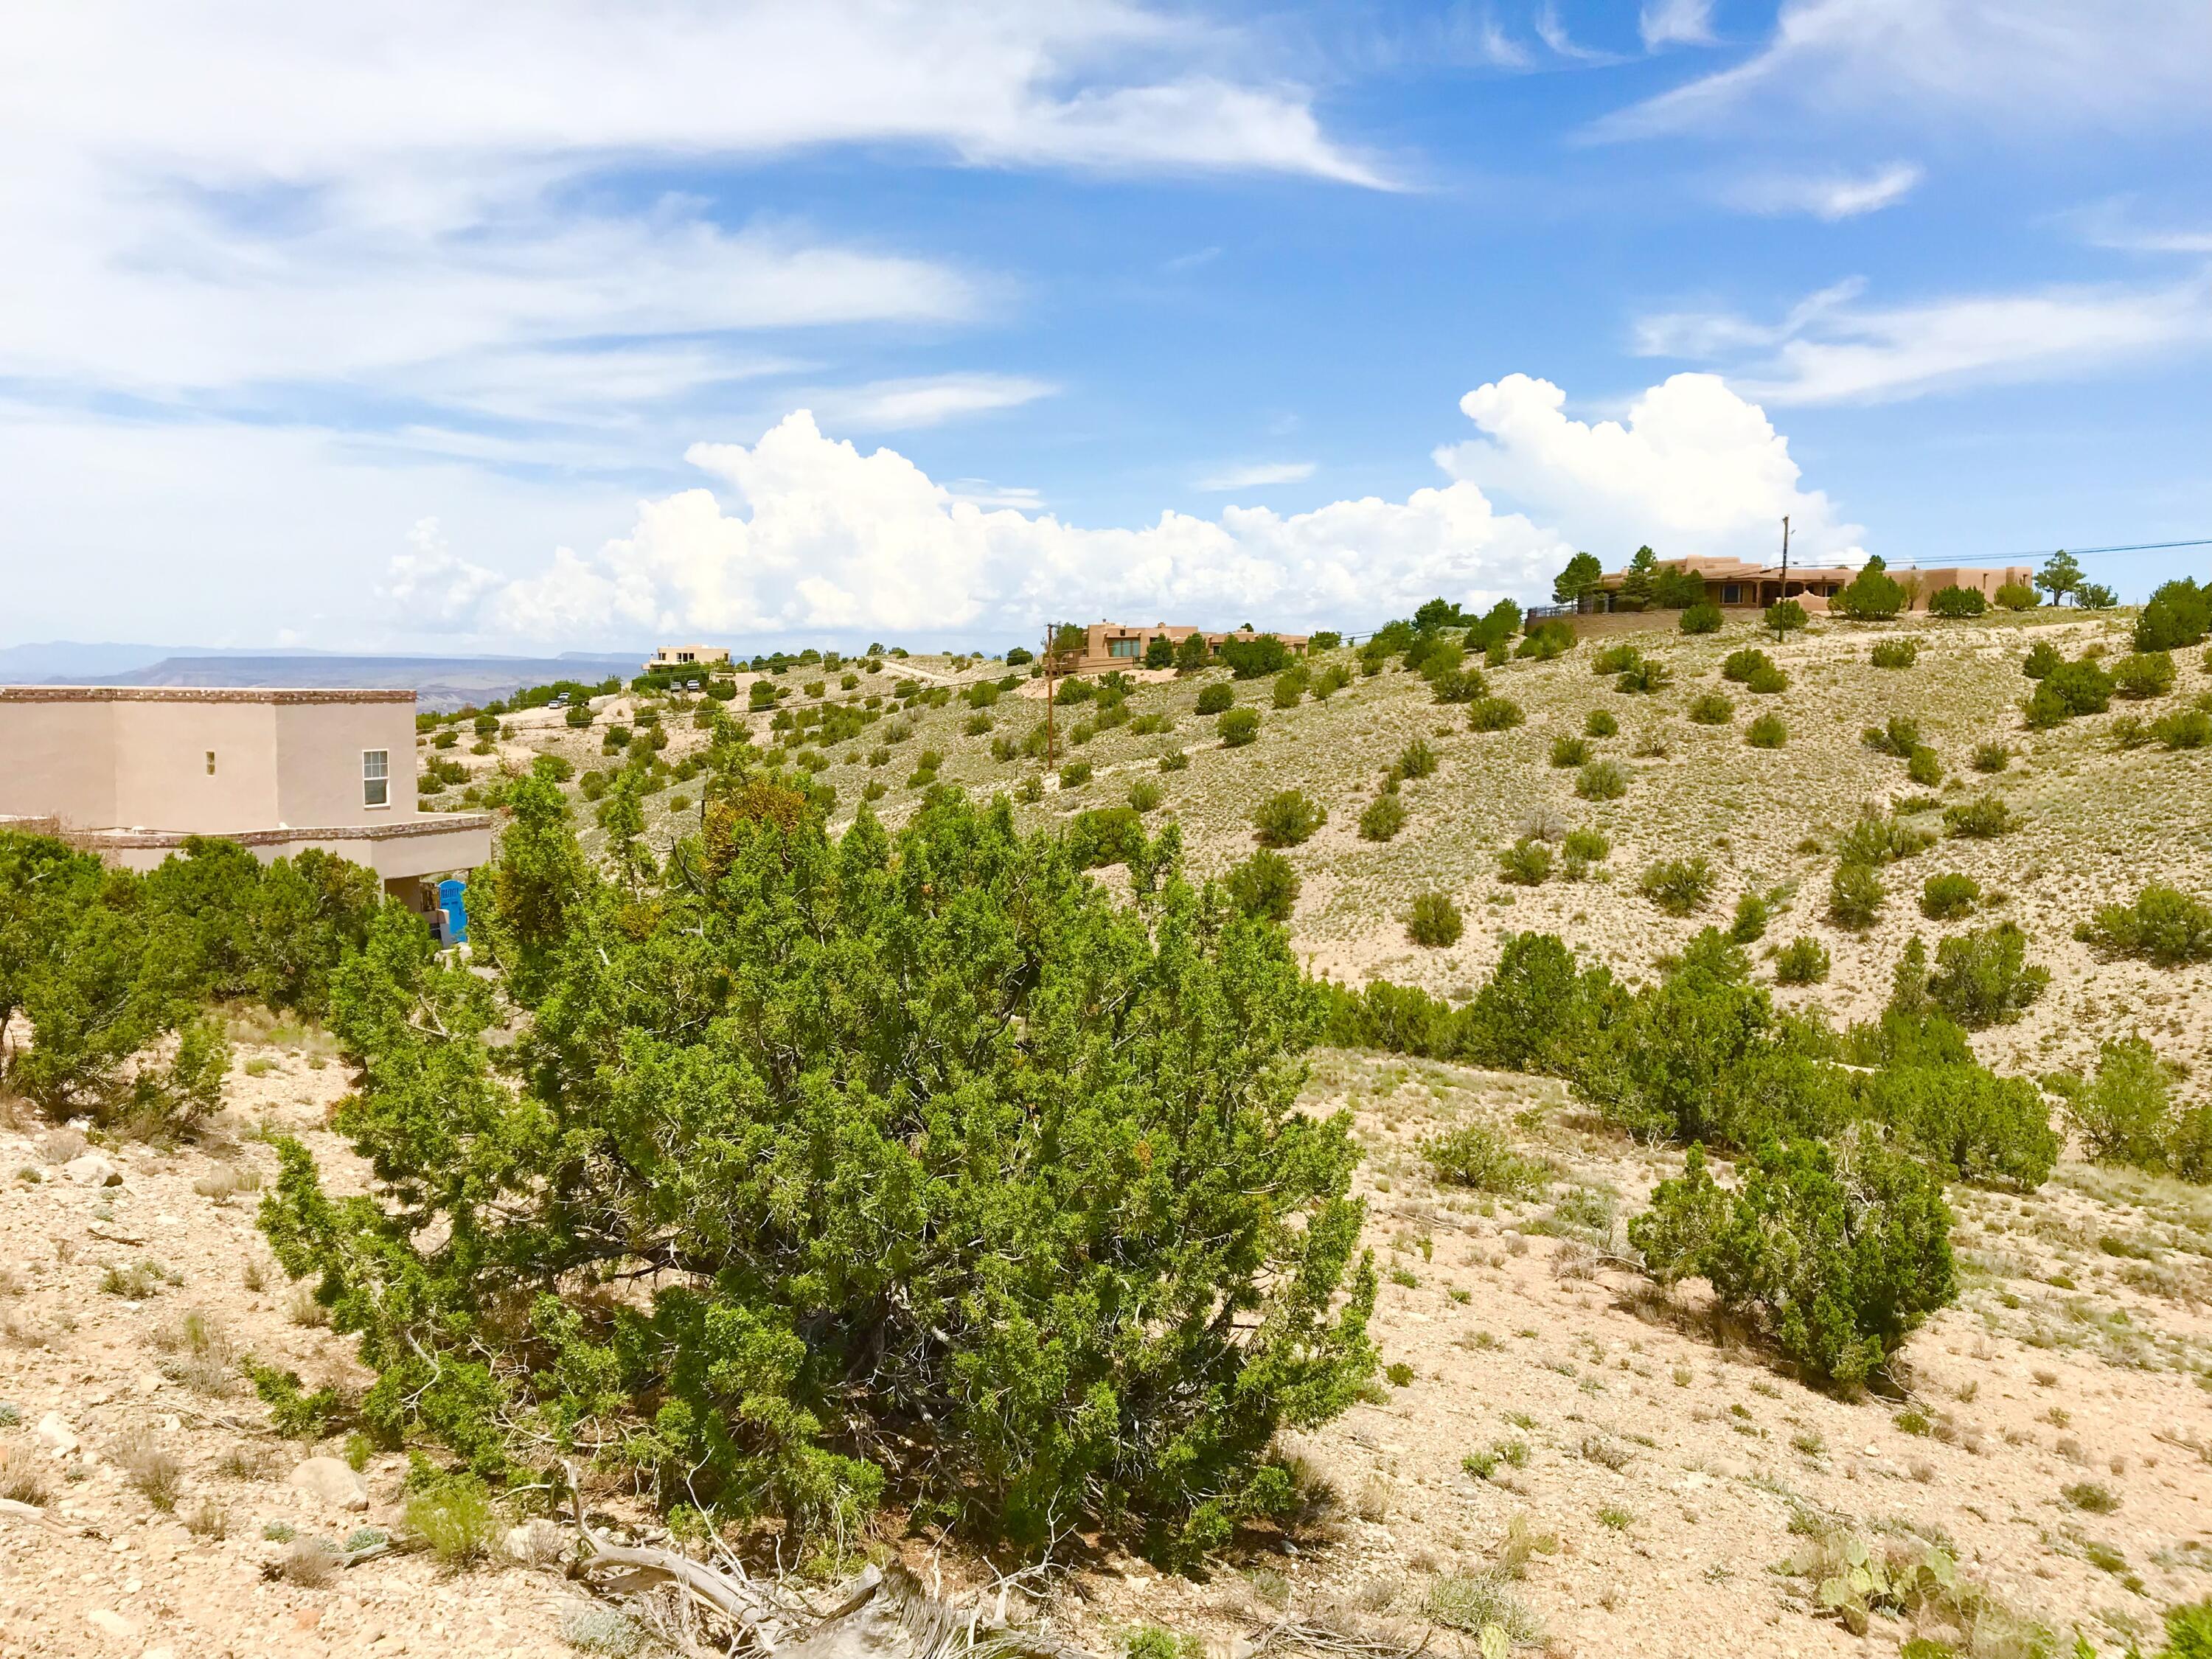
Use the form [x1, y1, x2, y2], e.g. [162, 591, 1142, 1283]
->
[1780, 514, 1792, 599]
[1042, 624, 1057, 766]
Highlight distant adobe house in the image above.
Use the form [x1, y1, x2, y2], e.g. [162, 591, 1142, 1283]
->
[643, 644, 731, 672]
[1057, 622, 1312, 674]
[0, 687, 490, 918]
[1578, 555, 2034, 615]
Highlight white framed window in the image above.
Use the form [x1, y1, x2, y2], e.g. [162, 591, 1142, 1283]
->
[363, 748, 391, 808]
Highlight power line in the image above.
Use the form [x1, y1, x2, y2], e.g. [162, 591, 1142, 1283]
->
[1893, 538, 2212, 568]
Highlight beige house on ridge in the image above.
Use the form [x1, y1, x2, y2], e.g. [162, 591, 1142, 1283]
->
[1058, 622, 1312, 674]
[0, 686, 490, 906]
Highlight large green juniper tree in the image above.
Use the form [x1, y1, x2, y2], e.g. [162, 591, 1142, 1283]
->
[262, 776, 1376, 1561]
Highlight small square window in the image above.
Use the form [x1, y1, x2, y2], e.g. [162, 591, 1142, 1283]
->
[363, 748, 390, 808]
[205, 751, 216, 775]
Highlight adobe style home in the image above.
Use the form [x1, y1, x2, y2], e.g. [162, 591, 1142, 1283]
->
[1058, 622, 1312, 674]
[0, 687, 491, 919]
[1577, 554, 2033, 614]
[642, 644, 731, 672]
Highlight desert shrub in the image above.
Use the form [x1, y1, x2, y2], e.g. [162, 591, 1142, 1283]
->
[1270, 671, 1308, 710]
[1924, 924, 2047, 1028]
[1679, 602, 1722, 636]
[1067, 808, 1148, 870]
[1722, 647, 1777, 684]
[260, 793, 1376, 1560]
[1516, 619, 1576, 660]
[1422, 1124, 1548, 1197]
[1058, 760, 1093, 790]
[1252, 790, 1326, 848]
[2112, 650, 2176, 700]
[2111, 713, 2153, 750]
[1773, 937, 1830, 985]
[1631, 1130, 1955, 1388]
[1870, 638, 1919, 669]
[1765, 599, 1808, 638]
[2050, 658, 2113, 713]
[2076, 884, 2212, 965]
[1687, 692, 1733, 725]
[2134, 577, 2211, 652]
[1217, 708, 1261, 748]
[1729, 891, 1771, 944]
[1745, 712, 1787, 748]
[1829, 863, 1885, 930]
[1220, 636, 1294, 679]
[1919, 874, 1980, 920]
[1561, 829, 1610, 879]
[1905, 745, 1944, 787]
[1460, 931, 1625, 1077]
[1943, 795, 2016, 838]
[1837, 812, 1933, 867]
[1615, 658, 1671, 695]
[1358, 795, 1408, 843]
[1194, 684, 1233, 715]
[1992, 581, 2038, 611]
[2023, 639, 2066, 681]
[1928, 585, 1986, 618]
[1225, 850, 1301, 922]
[1407, 892, 1464, 948]
[1863, 714, 1921, 757]
[406, 1472, 499, 1566]
[1428, 667, 1486, 705]
[1156, 750, 1189, 773]
[1576, 759, 1628, 801]
[1970, 741, 2009, 773]
[1497, 840, 1552, 886]
[1397, 738, 1438, 779]
[1859, 1063, 2056, 1189]
[1592, 643, 1641, 675]
[2152, 707, 2212, 749]
[1127, 778, 1164, 813]
[1466, 696, 1524, 731]
[2067, 1035, 2175, 1169]
[1834, 558, 1908, 621]
[1639, 858, 1715, 917]
[1548, 734, 1590, 768]
[1583, 709, 1618, 737]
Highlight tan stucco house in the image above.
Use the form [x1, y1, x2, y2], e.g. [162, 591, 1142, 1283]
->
[1058, 622, 1312, 674]
[643, 644, 731, 672]
[1579, 554, 2034, 614]
[0, 687, 491, 908]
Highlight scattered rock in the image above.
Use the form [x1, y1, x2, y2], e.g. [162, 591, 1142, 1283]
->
[35, 1411, 78, 1455]
[288, 1457, 368, 1511]
[63, 1152, 122, 1186]
[85, 1607, 140, 1639]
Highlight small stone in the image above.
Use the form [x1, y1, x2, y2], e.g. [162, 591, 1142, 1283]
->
[64, 1152, 122, 1186]
[143, 1648, 178, 1659]
[134, 1373, 163, 1396]
[288, 1457, 368, 1511]
[86, 1608, 141, 1639]
[35, 1411, 78, 1455]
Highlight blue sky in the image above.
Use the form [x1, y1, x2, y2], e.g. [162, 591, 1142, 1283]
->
[3, 1, 2208, 652]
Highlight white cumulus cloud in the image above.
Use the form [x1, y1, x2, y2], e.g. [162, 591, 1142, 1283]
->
[419, 374, 1864, 644]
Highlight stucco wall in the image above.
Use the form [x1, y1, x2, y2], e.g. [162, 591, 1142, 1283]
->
[274, 700, 418, 826]
[0, 700, 116, 827]
[111, 700, 281, 832]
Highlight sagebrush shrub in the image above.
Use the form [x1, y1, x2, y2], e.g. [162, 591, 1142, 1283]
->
[1639, 858, 1715, 917]
[1576, 759, 1628, 801]
[1358, 794, 1408, 843]
[1905, 745, 1944, 787]
[1721, 647, 1771, 684]
[1837, 812, 1934, 867]
[1497, 839, 1552, 886]
[1773, 936, 1830, 985]
[406, 1473, 498, 1566]
[2067, 1034, 2175, 1169]
[1829, 862, 1885, 929]
[2023, 640, 2062, 680]
[1745, 712, 1787, 748]
[1870, 639, 1919, 669]
[2075, 884, 2212, 965]
[1128, 778, 1164, 813]
[1863, 715, 1921, 757]
[1584, 709, 1618, 737]
[1407, 891, 1464, 947]
[1549, 734, 1590, 768]
[1216, 707, 1261, 747]
[1226, 849, 1300, 922]
[1970, 741, 2009, 773]
[1729, 891, 1770, 943]
[262, 793, 1377, 1559]
[1928, 585, 1986, 618]
[1919, 873, 1980, 920]
[1067, 808, 1147, 870]
[2111, 651, 2176, 700]
[1631, 1130, 1955, 1389]
[1561, 828, 1610, 879]
[1422, 1124, 1548, 1196]
[1058, 759, 1093, 788]
[1764, 599, 1807, 637]
[1926, 923, 2048, 1028]
[1688, 692, 1734, 725]
[1992, 581, 2038, 611]
[1680, 602, 1722, 636]
[1252, 790, 1326, 848]
[1466, 695, 1525, 731]
[1194, 684, 1234, 715]
[1593, 643, 1641, 675]
[1397, 738, 1439, 779]
[1944, 795, 2016, 838]
[2152, 708, 2212, 750]
[1615, 659, 1672, 695]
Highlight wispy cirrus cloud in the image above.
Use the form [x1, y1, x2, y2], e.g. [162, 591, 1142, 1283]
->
[1727, 162, 1924, 220]
[814, 375, 1059, 431]
[1194, 460, 1318, 491]
[1639, 0, 1716, 50]
[1637, 271, 2212, 403]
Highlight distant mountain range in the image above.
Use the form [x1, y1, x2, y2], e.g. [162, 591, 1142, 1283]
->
[0, 642, 648, 712]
